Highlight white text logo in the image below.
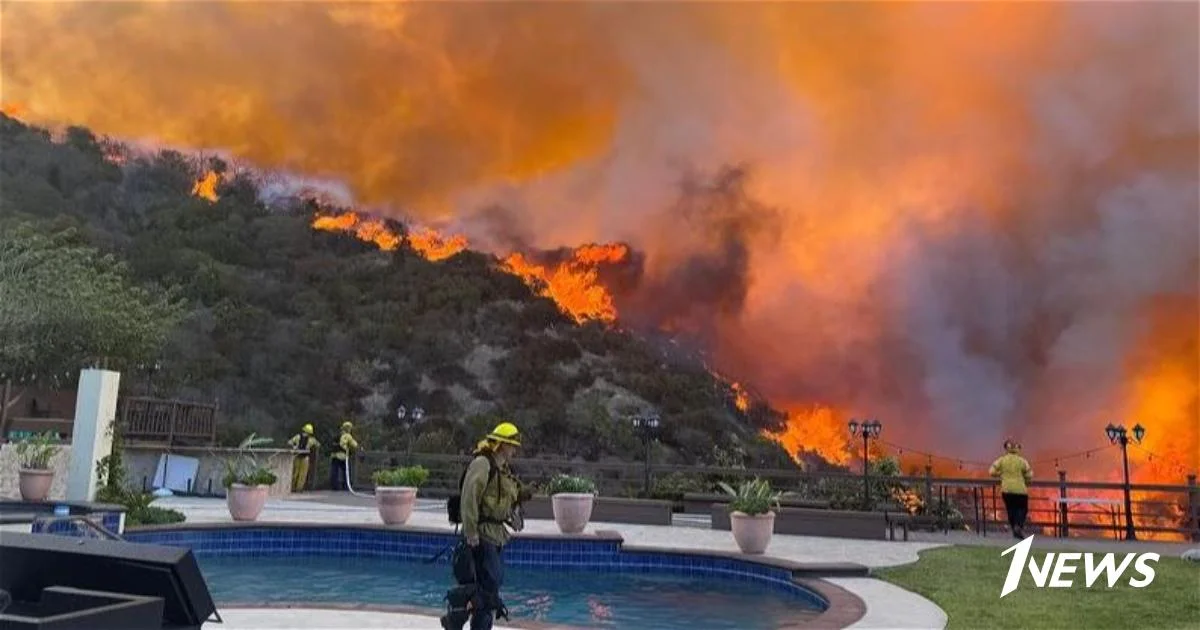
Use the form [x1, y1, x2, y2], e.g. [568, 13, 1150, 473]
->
[999, 535, 1158, 597]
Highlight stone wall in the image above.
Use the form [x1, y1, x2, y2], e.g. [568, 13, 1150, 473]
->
[123, 445, 297, 498]
[1, 442, 297, 499]
[0, 443, 72, 500]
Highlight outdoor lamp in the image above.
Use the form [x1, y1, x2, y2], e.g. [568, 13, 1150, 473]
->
[848, 420, 860, 436]
[1105, 423, 1120, 443]
[868, 420, 882, 437]
[1132, 423, 1146, 443]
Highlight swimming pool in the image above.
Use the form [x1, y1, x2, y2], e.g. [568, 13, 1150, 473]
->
[200, 554, 820, 628]
[124, 525, 841, 629]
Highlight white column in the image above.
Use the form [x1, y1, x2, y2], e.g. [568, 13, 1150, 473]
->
[66, 369, 121, 502]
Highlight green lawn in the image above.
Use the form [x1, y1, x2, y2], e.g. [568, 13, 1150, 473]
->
[874, 545, 1200, 630]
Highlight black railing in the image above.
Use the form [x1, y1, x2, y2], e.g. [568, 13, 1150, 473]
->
[346, 450, 1199, 541]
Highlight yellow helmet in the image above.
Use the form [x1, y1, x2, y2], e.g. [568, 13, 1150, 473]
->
[341, 421, 353, 432]
[486, 422, 521, 447]
[302, 423, 314, 435]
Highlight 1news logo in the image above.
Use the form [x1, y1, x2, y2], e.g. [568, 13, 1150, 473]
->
[1000, 535, 1159, 598]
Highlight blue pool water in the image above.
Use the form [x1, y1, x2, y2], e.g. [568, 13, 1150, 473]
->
[199, 554, 822, 629]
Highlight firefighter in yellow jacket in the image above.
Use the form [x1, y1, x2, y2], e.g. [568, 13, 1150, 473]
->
[287, 424, 320, 492]
[329, 421, 359, 492]
[990, 437, 1033, 538]
[444, 422, 530, 630]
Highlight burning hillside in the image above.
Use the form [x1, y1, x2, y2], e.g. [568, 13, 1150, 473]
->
[5, 2, 1197, 482]
[310, 211, 636, 324]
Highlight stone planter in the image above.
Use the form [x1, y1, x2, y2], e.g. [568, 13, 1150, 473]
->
[730, 510, 776, 554]
[375, 487, 418, 525]
[18, 469, 55, 502]
[226, 484, 270, 521]
[551, 493, 595, 534]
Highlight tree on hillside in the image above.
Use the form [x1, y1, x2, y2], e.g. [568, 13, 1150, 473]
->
[0, 223, 185, 434]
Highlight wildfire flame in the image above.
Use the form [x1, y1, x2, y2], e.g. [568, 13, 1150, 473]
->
[191, 170, 220, 202]
[407, 227, 468, 262]
[731, 382, 751, 413]
[1, 102, 27, 119]
[310, 211, 626, 323]
[311, 211, 401, 251]
[767, 404, 854, 467]
[501, 243, 630, 324]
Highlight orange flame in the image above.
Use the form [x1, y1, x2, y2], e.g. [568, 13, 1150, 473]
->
[501, 245, 628, 323]
[407, 227, 467, 262]
[309, 211, 626, 323]
[731, 382, 751, 412]
[191, 170, 220, 202]
[1, 102, 26, 119]
[311, 212, 401, 251]
[766, 404, 853, 467]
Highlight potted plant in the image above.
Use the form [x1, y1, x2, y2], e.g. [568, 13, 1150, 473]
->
[221, 433, 278, 522]
[719, 477, 782, 554]
[16, 432, 60, 501]
[372, 465, 429, 525]
[547, 474, 597, 534]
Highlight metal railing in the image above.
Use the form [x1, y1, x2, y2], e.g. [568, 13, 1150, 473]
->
[345, 450, 1199, 541]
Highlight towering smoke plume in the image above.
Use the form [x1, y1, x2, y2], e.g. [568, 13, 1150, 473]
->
[3, 2, 1196, 477]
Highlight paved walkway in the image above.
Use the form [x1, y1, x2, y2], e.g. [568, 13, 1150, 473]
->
[159, 494, 948, 629]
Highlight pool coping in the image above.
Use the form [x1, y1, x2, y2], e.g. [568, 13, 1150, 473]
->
[127, 521, 869, 629]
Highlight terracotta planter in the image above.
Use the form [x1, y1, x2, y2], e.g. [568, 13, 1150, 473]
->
[18, 469, 54, 502]
[730, 510, 776, 554]
[226, 484, 270, 521]
[375, 487, 418, 525]
[551, 493, 595, 534]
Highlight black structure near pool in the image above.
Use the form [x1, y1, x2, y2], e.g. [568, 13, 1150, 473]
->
[124, 524, 867, 629]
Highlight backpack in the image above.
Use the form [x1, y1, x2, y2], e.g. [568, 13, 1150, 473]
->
[447, 453, 499, 525]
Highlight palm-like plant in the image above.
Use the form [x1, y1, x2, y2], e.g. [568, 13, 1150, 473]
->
[718, 477, 781, 516]
[221, 433, 278, 488]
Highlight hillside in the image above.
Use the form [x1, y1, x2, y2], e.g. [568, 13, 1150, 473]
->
[0, 114, 794, 468]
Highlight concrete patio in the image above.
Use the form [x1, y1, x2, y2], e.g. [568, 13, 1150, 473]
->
[148, 492, 949, 630]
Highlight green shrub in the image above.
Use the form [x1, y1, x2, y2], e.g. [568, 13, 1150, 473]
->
[649, 471, 706, 501]
[545, 474, 597, 495]
[16, 432, 60, 469]
[127, 506, 187, 527]
[719, 477, 781, 516]
[372, 465, 429, 488]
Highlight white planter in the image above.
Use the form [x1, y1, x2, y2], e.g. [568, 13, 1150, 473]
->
[551, 493, 595, 534]
[226, 484, 270, 521]
[730, 510, 775, 554]
[375, 486, 418, 525]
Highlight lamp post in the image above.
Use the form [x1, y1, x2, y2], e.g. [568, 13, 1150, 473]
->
[631, 413, 661, 497]
[849, 418, 883, 510]
[1105, 422, 1145, 541]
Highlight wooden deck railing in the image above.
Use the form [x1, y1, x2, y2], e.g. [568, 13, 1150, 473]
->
[119, 397, 218, 445]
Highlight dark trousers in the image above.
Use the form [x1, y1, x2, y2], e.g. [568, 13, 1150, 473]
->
[470, 542, 505, 630]
[1002, 492, 1029, 533]
[330, 458, 347, 491]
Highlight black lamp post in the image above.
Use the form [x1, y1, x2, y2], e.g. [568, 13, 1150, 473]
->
[849, 418, 883, 510]
[631, 413, 661, 497]
[1105, 422, 1145, 541]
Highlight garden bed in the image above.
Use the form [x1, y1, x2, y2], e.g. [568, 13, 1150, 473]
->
[711, 505, 888, 540]
[523, 496, 674, 526]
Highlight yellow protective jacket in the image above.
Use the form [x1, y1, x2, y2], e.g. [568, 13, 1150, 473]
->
[287, 433, 320, 458]
[460, 455, 522, 547]
[990, 453, 1033, 495]
[332, 431, 358, 461]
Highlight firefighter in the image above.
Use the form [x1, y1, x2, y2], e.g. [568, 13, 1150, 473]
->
[441, 422, 529, 630]
[329, 421, 359, 491]
[286, 424, 320, 492]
